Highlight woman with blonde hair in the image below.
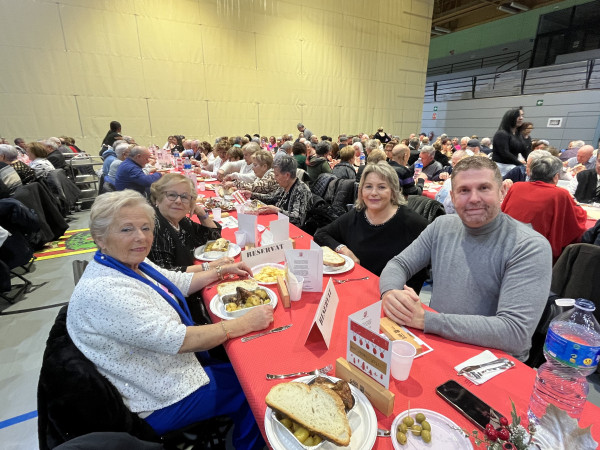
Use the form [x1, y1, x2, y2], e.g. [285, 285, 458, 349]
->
[314, 162, 429, 288]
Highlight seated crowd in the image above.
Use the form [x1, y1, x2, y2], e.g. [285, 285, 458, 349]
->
[6, 112, 600, 448]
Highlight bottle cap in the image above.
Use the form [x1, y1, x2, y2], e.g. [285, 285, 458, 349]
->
[574, 298, 595, 311]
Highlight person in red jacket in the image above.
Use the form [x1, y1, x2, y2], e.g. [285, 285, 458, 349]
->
[502, 155, 587, 262]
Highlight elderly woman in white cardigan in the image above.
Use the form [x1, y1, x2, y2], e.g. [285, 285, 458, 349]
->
[66, 190, 272, 448]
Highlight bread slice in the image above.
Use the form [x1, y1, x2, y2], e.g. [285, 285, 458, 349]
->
[266, 382, 351, 446]
[216, 279, 258, 298]
[322, 246, 346, 267]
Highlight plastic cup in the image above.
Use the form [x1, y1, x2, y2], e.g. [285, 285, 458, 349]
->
[199, 181, 206, 192]
[391, 341, 417, 381]
[234, 231, 247, 247]
[235, 203, 244, 215]
[288, 275, 304, 301]
[212, 207, 222, 222]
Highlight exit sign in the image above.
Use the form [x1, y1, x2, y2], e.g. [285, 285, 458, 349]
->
[536, 100, 543, 106]
[433, 106, 438, 111]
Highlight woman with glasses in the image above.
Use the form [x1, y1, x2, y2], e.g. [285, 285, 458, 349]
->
[148, 173, 232, 273]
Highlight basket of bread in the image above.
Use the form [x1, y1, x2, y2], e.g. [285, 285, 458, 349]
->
[265, 377, 354, 448]
[217, 279, 273, 318]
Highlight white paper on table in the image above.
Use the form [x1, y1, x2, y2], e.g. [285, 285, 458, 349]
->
[237, 213, 258, 245]
[454, 350, 508, 385]
[270, 216, 289, 242]
[347, 301, 392, 388]
[284, 244, 323, 292]
[304, 278, 339, 348]
[219, 216, 238, 229]
[241, 240, 293, 267]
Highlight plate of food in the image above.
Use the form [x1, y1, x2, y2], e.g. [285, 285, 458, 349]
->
[243, 199, 267, 212]
[198, 197, 236, 211]
[391, 409, 472, 449]
[209, 280, 278, 320]
[321, 247, 355, 275]
[264, 375, 377, 450]
[194, 238, 241, 261]
[252, 263, 286, 285]
[197, 177, 217, 182]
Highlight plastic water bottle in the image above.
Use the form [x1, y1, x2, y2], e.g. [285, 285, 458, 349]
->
[528, 299, 600, 424]
[414, 157, 423, 178]
[172, 149, 180, 168]
[359, 153, 365, 165]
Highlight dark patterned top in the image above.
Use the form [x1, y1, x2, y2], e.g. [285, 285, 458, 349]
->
[12, 161, 36, 185]
[148, 209, 222, 272]
[251, 178, 312, 227]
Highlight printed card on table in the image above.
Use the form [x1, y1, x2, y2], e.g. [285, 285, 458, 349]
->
[241, 240, 293, 267]
[284, 241, 323, 292]
[304, 278, 339, 348]
[270, 216, 289, 243]
[237, 213, 259, 246]
[347, 301, 392, 389]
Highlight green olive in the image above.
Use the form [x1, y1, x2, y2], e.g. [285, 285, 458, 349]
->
[397, 422, 408, 433]
[421, 420, 431, 431]
[421, 429, 432, 443]
[280, 418, 293, 429]
[411, 424, 422, 436]
[415, 412, 426, 423]
[402, 416, 415, 427]
[396, 431, 407, 445]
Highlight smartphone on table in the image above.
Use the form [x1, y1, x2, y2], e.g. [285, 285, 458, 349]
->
[436, 380, 506, 430]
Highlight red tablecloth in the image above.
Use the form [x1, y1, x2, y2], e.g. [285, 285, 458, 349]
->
[195, 186, 600, 448]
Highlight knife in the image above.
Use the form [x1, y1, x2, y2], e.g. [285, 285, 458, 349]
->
[457, 357, 509, 375]
[241, 324, 292, 342]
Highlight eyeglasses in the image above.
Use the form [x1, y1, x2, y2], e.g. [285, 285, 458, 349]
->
[165, 191, 191, 203]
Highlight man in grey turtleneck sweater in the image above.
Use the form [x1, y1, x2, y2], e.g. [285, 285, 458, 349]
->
[380, 157, 552, 361]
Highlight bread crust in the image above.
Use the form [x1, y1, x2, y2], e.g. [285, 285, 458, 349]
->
[322, 246, 346, 267]
[266, 382, 351, 446]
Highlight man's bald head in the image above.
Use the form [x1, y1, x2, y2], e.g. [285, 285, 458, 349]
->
[391, 144, 409, 165]
[577, 145, 594, 164]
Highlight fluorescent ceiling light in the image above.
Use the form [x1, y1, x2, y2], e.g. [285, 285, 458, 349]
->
[510, 2, 529, 11]
[431, 29, 445, 35]
[433, 26, 451, 33]
[498, 5, 518, 14]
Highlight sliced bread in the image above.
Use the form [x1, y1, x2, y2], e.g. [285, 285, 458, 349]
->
[266, 382, 351, 446]
[216, 279, 258, 298]
[322, 246, 346, 267]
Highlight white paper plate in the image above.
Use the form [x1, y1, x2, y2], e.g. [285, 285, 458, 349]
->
[391, 409, 472, 450]
[194, 242, 241, 261]
[198, 177, 217, 182]
[251, 263, 286, 285]
[209, 286, 278, 320]
[264, 375, 377, 450]
[323, 254, 355, 275]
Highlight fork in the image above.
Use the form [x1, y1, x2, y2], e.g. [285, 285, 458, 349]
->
[266, 364, 333, 380]
[334, 276, 369, 284]
[469, 362, 515, 379]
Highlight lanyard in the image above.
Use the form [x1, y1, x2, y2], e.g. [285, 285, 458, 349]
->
[93, 250, 194, 326]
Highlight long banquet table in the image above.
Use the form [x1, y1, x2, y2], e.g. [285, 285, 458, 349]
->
[195, 182, 600, 448]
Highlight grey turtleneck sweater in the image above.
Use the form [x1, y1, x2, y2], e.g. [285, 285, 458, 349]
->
[380, 212, 552, 361]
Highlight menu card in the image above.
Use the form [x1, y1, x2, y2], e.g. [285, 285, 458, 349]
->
[241, 240, 293, 267]
[270, 216, 289, 243]
[347, 301, 392, 389]
[237, 213, 259, 246]
[304, 278, 339, 348]
[284, 240, 323, 292]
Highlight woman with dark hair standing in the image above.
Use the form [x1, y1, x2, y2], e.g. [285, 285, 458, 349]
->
[491, 108, 526, 175]
[517, 121, 534, 159]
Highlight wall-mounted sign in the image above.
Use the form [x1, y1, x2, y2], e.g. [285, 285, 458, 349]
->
[433, 106, 438, 111]
[536, 99, 543, 106]
[547, 118, 563, 128]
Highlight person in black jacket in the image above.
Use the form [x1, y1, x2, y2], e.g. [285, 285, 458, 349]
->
[388, 144, 425, 196]
[332, 146, 356, 180]
[574, 158, 600, 203]
[492, 108, 526, 175]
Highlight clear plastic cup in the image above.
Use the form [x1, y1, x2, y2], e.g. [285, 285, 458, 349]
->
[199, 181, 206, 191]
[391, 341, 417, 381]
[287, 275, 304, 301]
[212, 207, 221, 222]
[234, 231, 247, 247]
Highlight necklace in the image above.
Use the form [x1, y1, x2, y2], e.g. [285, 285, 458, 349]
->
[364, 206, 399, 227]
[167, 219, 180, 231]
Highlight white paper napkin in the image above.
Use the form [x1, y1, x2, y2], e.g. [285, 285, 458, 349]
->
[454, 350, 510, 385]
